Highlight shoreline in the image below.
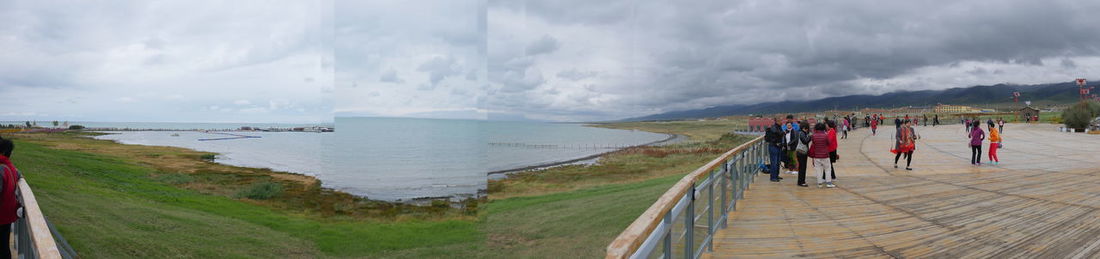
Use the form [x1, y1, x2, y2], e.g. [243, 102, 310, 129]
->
[486, 133, 683, 176]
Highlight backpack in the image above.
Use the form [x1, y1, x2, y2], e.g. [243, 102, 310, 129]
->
[795, 131, 810, 154]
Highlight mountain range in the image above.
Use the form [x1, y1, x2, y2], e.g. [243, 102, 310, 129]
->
[624, 81, 1091, 121]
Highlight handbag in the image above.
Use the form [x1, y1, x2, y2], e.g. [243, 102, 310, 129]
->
[795, 136, 809, 154]
[998, 142, 1003, 149]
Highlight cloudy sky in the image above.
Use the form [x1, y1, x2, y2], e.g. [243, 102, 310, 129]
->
[0, 0, 332, 123]
[4, 0, 1100, 122]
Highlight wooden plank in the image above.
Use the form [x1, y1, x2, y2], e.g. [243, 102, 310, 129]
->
[17, 179, 62, 259]
[705, 123, 1100, 258]
[606, 135, 764, 258]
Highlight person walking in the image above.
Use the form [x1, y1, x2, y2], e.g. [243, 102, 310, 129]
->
[870, 116, 879, 136]
[795, 121, 811, 187]
[827, 120, 839, 182]
[969, 121, 986, 165]
[765, 118, 785, 182]
[988, 121, 1001, 165]
[892, 120, 917, 170]
[841, 117, 850, 139]
[998, 118, 1005, 133]
[0, 136, 22, 259]
[809, 123, 834, 188]
[965, 118, 972, 133]
[933, 114, 940, 127]
[923, 114, 929, 126]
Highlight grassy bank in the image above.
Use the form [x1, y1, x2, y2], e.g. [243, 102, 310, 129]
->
[9, 133, 481, 258]
[477, 119, 750, 258]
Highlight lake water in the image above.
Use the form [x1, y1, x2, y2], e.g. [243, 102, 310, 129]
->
[92, 118, 667, 202]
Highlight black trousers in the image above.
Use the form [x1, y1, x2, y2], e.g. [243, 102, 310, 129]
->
[894, 151, 913, 167]
[796, 152, 808, 185]
[1, 223, 9, 259]
[971, 145, 982, 164]
[829, 151, 838, 179]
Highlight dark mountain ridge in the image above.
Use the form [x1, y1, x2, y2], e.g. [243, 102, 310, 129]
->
[625, 82, 1089, 121]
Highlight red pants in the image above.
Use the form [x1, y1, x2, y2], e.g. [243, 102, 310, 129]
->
[988, 142, 999, 162]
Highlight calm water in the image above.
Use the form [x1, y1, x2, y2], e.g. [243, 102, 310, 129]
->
[92, 118, 667, 201]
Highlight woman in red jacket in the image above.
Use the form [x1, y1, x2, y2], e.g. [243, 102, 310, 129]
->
[0, 136, 20, 259]
[809, 123, 835, 188]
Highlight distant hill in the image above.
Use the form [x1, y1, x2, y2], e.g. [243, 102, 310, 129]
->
[624, 82, 1089, 121]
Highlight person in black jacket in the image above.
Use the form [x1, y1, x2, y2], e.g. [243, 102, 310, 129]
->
[794, 121, 812, 187]
[764, 118, 784, 182]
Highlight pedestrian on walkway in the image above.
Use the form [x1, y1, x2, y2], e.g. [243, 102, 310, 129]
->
[783, 121, 799, 175]
[808, 123, 834, 188]
[765, 118, 785, 182]
[795, 121, 811, 187]
[0, 136, 22, 259]
[997, 118, 1005, 133]
[892, 120, 917, 170]
[827, 120, 839, 182]
[965, 118, 972, 134]
[841, 117, 850, 139]
[870, 116, 879, 135]
[933, 114, 940, 127]
[988, 121, 1001, 165]
[969, 121, 985, 165]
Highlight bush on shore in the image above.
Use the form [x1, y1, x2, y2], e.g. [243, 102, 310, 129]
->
[1062, 101, 1100, 130]
[235, 181, 284, 200]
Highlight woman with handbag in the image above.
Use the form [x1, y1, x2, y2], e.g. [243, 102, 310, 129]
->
[892, 120, 917, 170]
[988, 121, 1001, 165]
[794, 121, 811, 187]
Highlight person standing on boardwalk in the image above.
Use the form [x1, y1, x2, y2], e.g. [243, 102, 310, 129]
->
[809, 123, 834, 188]
[827, 120, 839, 182]
[965, 118, 971, 133]
[765, 118, 785, 182]
[969, 121, 986, 165]
[933, 114, 940, 127]
[795, 121, 812, 187]
[893, 120, 917, 170]
[0, 137, 22, 259]
[988, 121, 1001, 165]
[783, 121, 799, 175]
[997, 118, 1005, 133]
[870, 116, 879, 135]
[923, 114, 929, 126]
[841, 117, 850, 139]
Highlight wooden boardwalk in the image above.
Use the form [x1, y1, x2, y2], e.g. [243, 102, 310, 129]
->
[709, 124, 1100, 258]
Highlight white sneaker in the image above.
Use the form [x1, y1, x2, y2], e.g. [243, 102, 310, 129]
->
[825, 183, 836, 188]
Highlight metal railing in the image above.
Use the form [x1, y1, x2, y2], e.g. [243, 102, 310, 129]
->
[606, 135, 767, 259]
[13, 175, 72, 259]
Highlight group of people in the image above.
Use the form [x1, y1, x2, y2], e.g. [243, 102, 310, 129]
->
[760, 112, 1018, 189]
[764, 115, 839, 188]
[966, 118, 1004, 165]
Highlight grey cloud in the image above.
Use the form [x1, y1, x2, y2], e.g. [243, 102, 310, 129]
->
[556, 69, 597, 81]
[525, 34, 560, 56]
[380, 69, 405, 83]
[417, 56, 461, 86]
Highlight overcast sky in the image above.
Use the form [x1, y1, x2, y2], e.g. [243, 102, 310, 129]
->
[4, 0, 1100, 122]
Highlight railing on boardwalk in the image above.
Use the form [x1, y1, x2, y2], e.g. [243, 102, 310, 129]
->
[13, 174, 75, 259]
[606, 135, 767, 259]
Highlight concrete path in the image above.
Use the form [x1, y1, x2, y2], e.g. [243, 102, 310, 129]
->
[709, 123, 1100, 258]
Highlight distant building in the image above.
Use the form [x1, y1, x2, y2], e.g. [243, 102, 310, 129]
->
[934, 104, 982, 113]
[1018, 106, 1040, 121]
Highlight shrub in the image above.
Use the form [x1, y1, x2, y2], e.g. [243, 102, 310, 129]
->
[1062, 101, 1100, 130]
[235, 181, 284, 200]
[155, 173, 195, 185]
[200, 154, 216, 161]
[67, 125, 85, 130]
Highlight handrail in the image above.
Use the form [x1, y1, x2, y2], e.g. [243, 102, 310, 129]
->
[14, 177, 65, 259]
[606, 135, 767, 259]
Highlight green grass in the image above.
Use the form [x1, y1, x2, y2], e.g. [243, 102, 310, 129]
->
[15, 140, 480, 258]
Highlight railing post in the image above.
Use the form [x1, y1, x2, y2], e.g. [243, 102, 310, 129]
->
[685, 185, 695, 259]
[662, 214, 672, 259]
[707, 174, 715, 252]
[720, 160, 729, 228]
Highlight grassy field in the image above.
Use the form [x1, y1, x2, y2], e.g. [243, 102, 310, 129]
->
[5, 118, 748, 258]
[10, 133, 481, 258]
[476, 119, 751, 257]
